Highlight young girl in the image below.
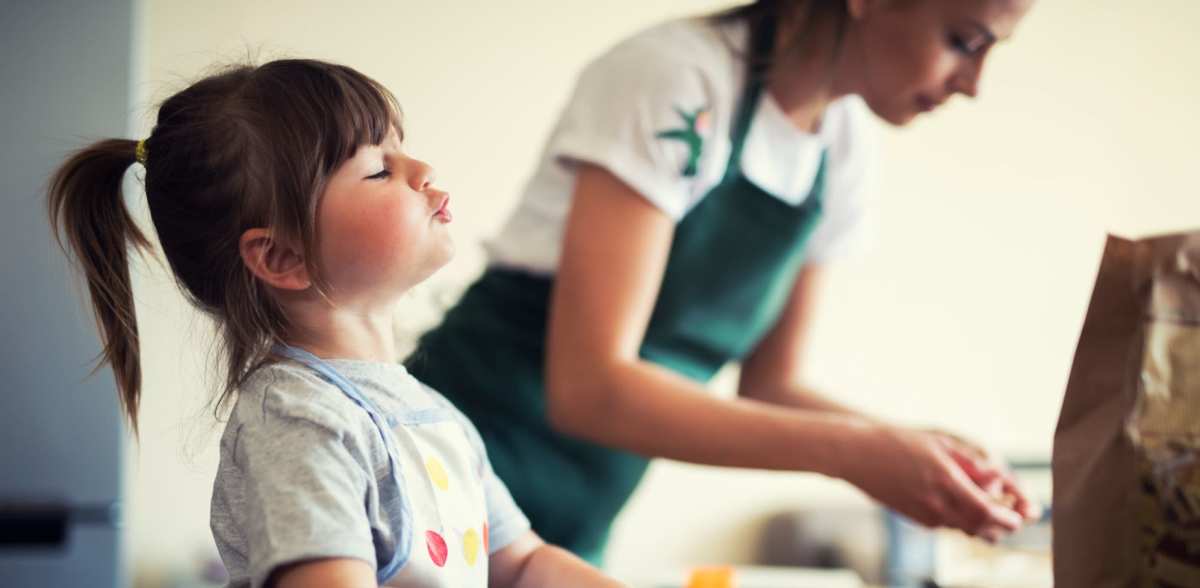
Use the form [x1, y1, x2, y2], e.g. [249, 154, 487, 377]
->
[47, 59, 621, 588]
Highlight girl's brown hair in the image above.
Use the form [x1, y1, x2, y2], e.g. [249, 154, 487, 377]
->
[47, 59, 401, 434]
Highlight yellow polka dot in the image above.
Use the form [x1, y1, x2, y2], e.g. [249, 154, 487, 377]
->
[425, 456, 449, 491]
[463, 528, 480, 566]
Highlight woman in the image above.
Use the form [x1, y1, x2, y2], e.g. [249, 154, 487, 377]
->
[408, 0, 1038, 563]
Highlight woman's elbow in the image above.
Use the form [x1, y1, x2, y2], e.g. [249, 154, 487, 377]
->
[544, 355, 616, 439]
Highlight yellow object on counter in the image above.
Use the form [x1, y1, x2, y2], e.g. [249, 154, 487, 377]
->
[686, 566, 736, 588]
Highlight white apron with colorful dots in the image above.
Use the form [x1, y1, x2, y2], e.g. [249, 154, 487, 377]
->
[276, 346, 490, 587]
[381, 412, 490, 586]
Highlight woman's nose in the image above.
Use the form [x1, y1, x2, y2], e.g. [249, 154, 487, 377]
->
[952, 59, 984, 99]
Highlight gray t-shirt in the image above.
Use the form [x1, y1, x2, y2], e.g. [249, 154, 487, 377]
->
[210, 358, 530, 588]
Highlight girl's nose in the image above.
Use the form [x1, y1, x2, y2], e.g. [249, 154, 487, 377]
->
[409, 158, 437, 191]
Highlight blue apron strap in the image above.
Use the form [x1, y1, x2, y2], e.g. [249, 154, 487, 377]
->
[271, 344, 413, 582]
[274, 345, 399, 427]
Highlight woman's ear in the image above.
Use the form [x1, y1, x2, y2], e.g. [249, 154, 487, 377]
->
[239, 228, 312, 291]
[846, 0, 875, 20]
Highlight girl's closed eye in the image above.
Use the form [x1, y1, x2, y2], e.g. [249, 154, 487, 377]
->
[366, 168, 391, 180]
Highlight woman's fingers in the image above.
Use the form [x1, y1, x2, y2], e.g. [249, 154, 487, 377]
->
[941, 455, 1023, 536]
[856, 426, 1033, 539]
[1000, 474, 1043, 520]
[939, 434, 1043, 521]
[975, 522, 1008, 544]
[955, 446, 1041, 521]
[941, 435, 1000, 480]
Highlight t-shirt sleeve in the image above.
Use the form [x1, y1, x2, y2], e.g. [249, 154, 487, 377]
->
[550, 41, 719, 219]
[233, 384, 378, 588]
[477, 439, 532, 555]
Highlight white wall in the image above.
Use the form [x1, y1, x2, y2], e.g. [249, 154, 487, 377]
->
[125, 0, 1200, 584]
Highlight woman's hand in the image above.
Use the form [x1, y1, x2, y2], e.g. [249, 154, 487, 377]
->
[840, 424, 1026, 542]
[925, 429, 1041, 521]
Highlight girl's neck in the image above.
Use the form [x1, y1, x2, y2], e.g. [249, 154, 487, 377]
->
[765, 12, 862, 133]
[281, 297, 399, 363]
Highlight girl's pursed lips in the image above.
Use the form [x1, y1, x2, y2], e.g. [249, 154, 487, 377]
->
[433, 193, 452, 222]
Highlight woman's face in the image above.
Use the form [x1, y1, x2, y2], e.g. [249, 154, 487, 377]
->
[848, 0, 1034, 125]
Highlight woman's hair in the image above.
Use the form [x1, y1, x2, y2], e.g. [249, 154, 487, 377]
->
[47, 59, 401, 433]
[712, 0, 852, 76]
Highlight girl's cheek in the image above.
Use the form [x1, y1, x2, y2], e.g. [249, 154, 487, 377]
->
[363, 206, 423, 263]
[379, 198, 421, 243]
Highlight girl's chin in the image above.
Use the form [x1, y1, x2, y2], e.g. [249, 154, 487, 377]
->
[414, 246, 457, 284]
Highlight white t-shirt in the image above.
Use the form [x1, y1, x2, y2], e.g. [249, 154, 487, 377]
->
[485, 17, 878, 274]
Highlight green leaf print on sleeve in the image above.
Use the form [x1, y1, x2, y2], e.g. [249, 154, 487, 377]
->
[656, 105, 710, 178]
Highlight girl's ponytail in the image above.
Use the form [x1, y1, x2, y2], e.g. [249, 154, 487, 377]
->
[47, 138, 152, 433]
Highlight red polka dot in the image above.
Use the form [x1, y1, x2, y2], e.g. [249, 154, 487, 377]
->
[483, 522, 489, 553]
[426, 530, 448, 567]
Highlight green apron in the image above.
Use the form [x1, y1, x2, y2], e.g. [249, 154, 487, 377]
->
[406, 25, 828, 564]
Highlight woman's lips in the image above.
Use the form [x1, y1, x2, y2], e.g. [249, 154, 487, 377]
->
[916, 95, 942, 113]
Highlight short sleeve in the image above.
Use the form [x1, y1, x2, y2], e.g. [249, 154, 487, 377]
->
[476, 443, 531, 555]
[551, 39, 720, 219]
[805, 97, 879, 262]
[475, 448, 532, 554]
[234, 387, 378, 588]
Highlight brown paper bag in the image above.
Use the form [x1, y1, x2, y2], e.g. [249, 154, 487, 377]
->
[1054, 233, 1200, 587]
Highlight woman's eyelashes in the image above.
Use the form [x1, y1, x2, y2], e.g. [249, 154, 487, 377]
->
[949, 33, 986, 56]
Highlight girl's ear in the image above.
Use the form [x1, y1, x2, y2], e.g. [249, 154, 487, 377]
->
[239, 228, 312, 291]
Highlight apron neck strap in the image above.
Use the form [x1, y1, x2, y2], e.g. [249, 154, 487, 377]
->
[726, 16, 778, 174]
[273, 344, 390, 422]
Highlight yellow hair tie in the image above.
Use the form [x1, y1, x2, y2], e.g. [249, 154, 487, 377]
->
[135, 139, 148, 164]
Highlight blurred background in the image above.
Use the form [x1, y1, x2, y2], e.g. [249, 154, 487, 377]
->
[3, 0, 1198, 586]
